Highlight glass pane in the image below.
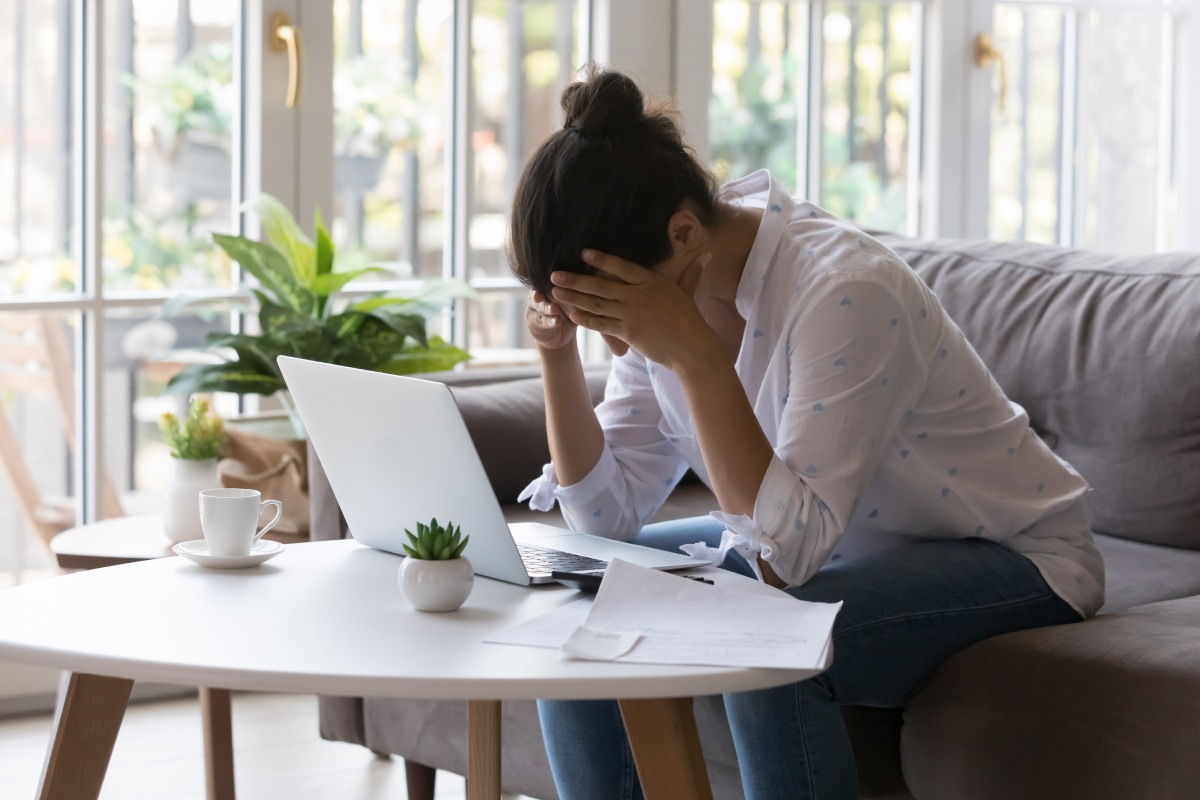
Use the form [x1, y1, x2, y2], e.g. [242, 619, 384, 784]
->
[989, 4, 1173, 254]
[0, 311, 78, 588]
[819, 2, 916, 232]
[0, 2, 80, 296]
[988, 6, 1065, 245]
[102, 0, 237, 292]
[1076, 10, 1166, 254]
[332, 0, 451, 280]
[101, 308, 236, 515]
[711, 0, 806, 188]
[469, 0, 586, 278]
[465, 291, 538, 365]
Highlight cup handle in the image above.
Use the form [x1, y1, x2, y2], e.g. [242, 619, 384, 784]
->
[254, 500, 284, 540]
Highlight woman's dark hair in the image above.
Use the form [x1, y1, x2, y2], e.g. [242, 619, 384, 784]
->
[508, 64, 720, 298]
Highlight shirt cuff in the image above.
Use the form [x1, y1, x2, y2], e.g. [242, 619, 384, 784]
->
[516, 446, 620, 513]
[677, 457, 800, 584]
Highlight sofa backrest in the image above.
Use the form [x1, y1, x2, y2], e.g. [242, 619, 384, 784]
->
[878, 235, 1200, 550]
[438, 365, 609, 504]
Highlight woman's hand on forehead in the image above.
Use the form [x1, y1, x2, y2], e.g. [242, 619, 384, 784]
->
[549, 249, 718, 373]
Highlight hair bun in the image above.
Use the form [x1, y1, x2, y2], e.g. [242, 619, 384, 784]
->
[561, 65, 645, 136]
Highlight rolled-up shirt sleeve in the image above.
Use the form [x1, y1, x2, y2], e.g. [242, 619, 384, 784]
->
[518, 349, 688, 541]
[726, 276, 928, 585]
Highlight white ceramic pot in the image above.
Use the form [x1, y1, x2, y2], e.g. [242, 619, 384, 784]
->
[163, 458, 221, 544]
[398, 557, 474, 612]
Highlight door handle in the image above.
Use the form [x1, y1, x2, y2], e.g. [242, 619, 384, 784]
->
[269, 11, 302, 108]
[974, 33, 1007, 113]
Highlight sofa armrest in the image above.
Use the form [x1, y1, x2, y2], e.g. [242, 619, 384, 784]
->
[902, 595, 1200, 800]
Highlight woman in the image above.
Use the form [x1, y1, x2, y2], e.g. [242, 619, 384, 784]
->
[509, 65, 1103, 800]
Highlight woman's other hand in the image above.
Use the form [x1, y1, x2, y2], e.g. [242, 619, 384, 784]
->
[550, 249, 717, 373]
[526, 290, 577, 353]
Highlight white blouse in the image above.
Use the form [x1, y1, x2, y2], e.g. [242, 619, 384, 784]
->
[519, 170, 1104, 618]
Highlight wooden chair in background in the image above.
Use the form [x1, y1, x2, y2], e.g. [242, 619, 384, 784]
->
[0, 313, 123, 548]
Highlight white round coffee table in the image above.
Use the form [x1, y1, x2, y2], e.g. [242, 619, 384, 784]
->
[0, 539, 818, 799]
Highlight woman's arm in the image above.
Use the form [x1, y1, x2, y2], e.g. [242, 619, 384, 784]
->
[540, 342, 604, 487]
[524, 289, 605, 484]
[671, 343, 785, 586]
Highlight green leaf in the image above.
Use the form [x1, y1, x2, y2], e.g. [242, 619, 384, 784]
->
[376, 337, 470, 375]
[213, 233, 315, 315]
[243, 194, 316, 286]
[314, 210, 335, 319]
[326, 310, 369, 339]
[348, 280, 479, 319]
[203, 332, 283, 378]
[159, 293, 255, 319]
[402, 545, 419, 558]
[437, 545, 451, 560]
[165, 363, 285, 396]
[416, 542, 432, 560]
[314, 210, 334, 277]
[257, 292, 322, 335]
[310, 267, 386, 299]
[450, 536, 469, 559]
[330, 316, 410, 372]
[368, 309, 427, 348]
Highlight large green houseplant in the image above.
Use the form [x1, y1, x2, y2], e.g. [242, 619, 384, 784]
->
[164, 195, 471, 410]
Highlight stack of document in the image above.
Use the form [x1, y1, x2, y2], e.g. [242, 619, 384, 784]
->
[486, 558, 841, 670]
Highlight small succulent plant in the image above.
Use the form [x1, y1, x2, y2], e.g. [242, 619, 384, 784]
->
[402, 518, 469, 561]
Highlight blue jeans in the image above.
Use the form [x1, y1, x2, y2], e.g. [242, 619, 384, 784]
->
[538, 517, 1083, 800]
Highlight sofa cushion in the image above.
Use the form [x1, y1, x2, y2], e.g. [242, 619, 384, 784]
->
[879, 236, 1200, 550]
[447, 367, 608, 505]
[901, 595, 1200, 800]
[1094, 532, 1200, 612]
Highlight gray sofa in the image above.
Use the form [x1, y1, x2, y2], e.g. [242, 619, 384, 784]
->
[309, 235, 1200, 799]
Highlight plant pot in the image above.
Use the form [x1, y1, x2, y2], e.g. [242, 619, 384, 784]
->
[335, 153, 388, 193]
[163, 458, 221, 544]
[398, 557, 474, 612]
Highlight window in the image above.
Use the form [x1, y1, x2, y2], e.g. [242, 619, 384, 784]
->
[710, 1, 923, 235]
[0, 0, 591, 597]
[688, 0, 1197, 249]
[984, 0, 1191, 253]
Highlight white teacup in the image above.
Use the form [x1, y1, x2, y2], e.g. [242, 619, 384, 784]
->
[199, 488, 283, 557]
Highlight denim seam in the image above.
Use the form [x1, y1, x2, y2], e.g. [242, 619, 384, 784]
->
[794, 683, 818, 800]
[833, 589, 1064, 640]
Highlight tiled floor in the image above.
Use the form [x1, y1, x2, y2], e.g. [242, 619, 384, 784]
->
[0, 690, 530, 799]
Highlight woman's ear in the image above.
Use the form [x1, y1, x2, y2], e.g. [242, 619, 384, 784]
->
[667, 209, 703, 258]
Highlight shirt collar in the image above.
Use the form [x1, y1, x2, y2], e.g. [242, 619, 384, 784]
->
[723, 170, 793, 318]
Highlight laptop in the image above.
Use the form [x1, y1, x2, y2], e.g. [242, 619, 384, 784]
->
[277, 356, 705, 586]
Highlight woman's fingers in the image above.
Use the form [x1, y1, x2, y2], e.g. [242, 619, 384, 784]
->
[551, 285, 612, 315]
[550, 269, 629, 300]
[566, 306, 626, 339]
[602, 333, 630, 357]
[580, 249, 646, 284]
[529, 291, 563, 317]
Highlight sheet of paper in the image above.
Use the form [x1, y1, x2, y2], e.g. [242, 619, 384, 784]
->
[483, 596, 593, 649]
[561, 627, 641, 660]
[576, 558, 841, 669]
[485, 560, 841, 671]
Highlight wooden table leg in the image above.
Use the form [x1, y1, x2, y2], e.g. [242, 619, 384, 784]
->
[199, 687, 236, 800]
[619, 697, 713, 800]
[467, 700, 501, 800]
[37, 672, 133, 800]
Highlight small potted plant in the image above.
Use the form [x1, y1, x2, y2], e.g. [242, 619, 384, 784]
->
[159, 397, 227, 544]
[398, 518, 473, 612]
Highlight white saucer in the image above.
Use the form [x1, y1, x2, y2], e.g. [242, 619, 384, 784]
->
[172, 539, 285, 569]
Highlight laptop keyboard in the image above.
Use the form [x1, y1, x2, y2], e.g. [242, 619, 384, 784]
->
[516, 543, 608, 577]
